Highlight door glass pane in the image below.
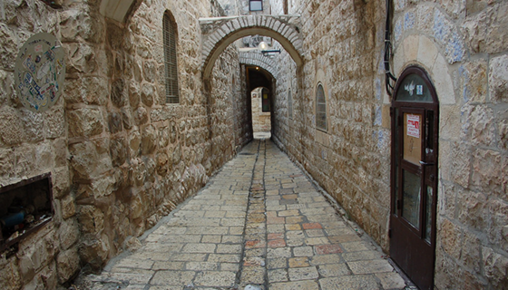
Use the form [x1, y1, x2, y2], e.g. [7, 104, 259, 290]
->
[393, 108, 400, 215]
[402, 170, 421, 229]
[403, 113, 422, 165]
[395, 74, 433, 102]
[425, 186, 433, 242]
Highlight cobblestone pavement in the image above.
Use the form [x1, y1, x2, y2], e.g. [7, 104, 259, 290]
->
[79, 140, 411, 290]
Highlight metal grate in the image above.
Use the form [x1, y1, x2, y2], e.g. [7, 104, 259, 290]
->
[163, 14, 179, 104]
[316, 84, 327, 131]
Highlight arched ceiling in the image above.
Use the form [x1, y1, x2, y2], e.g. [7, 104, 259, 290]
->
[99, 0, 141, 23]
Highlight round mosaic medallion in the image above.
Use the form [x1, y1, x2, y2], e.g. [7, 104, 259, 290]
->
[14, 33, 66, 113]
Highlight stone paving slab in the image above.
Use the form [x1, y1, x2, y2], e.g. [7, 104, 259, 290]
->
[77, 140, 412, 290]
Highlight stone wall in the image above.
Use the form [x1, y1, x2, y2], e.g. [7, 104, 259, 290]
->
[0, 0, 248, 288]
[251, 87, 271, 133]
[272, 0, 389, 249]
[0, 1, 81, 288]
[390, 1, 508, 288]
[269, 0, 508, 288]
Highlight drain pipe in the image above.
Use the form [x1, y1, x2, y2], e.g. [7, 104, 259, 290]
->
[384, 0, 397, 96]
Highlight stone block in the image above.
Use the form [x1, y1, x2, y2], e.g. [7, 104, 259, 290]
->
[462, 3, 508, 54]
[20, 108, 44, 143]
[65, 43, 96, 76]
[69, 141, 110, 180]
[194, 271, 235, 287]
[141, 83, 155, 107]
[111, 78, 127, 108]
[57, 247, 80, 284]
[0, 256, 21, 290]
[17, 229, 58, 284]
[23, 261, 58, 290]
[347, 259, 393, 274]
[489, 54, 508, 103]
[0, 106, 24, 145]
[134, 106, 148, 125]
[438, 219, 462, 260]
[67, 107, 105, 138]
[110, 137, 128, 166]
[472, 149, 507, 195]
[483, 246, 508, 288]
[0, 148, 14, 179]
[78, 236, 110, 269]
[60, 194, 76, 220]
[78, 205, 105, 234]
[59, 218, 79, 250]
[461, 104, 496, 146]
[143, 61, 158, 82]
[64, 77, 109, 105]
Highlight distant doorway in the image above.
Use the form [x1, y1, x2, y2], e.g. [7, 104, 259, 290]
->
[390, 66, 439, 290]
[251, 87, 271, 139]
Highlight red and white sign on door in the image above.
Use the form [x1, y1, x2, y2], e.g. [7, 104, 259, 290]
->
[407, 114, 420, 138]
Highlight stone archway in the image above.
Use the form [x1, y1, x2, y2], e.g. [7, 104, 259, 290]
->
[99, 0, 143, 23]
[199, 15, 303, 81]
[239, 50, 279, 78]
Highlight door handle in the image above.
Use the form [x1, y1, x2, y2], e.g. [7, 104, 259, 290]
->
[419, 161, 434, 166]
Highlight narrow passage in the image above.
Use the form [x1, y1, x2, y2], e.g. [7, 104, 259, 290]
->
[80, 140, 409, 289]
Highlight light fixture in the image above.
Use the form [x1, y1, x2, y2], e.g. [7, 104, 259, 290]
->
[259, 41, 268, 50]
[257, 41, 280, 57]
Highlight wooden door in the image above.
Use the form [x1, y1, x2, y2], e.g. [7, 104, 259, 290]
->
[390, 66, 439, 290]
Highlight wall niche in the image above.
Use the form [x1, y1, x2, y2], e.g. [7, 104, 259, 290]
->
[0, 173, 54, 253]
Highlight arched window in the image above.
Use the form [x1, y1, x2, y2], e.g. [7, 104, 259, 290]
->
[163, 13, 179, 104]
[316, 83, 327, 131]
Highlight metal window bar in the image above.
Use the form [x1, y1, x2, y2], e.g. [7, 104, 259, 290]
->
[316, 85, 327, 131]
[163, 15, 179, 104]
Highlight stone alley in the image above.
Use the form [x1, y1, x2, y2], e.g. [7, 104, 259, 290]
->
[78, 139, 410, 290]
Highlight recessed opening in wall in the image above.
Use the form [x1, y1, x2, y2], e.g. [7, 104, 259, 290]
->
[0, 173, 54, 253]
[249, 0, 263, 11]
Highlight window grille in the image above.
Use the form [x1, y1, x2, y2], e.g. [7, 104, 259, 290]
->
[316, 84, 327, 131]
[163, 14, 179, 104]
[249, 0, 263, 11]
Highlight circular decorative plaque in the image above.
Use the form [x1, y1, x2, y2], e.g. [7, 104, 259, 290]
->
[14, 33, 66, 113]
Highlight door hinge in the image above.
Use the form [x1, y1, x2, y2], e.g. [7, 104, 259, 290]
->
[397, 199, 401, 210]
[397, 115, 402, 127]
[390, 107, 394, 117]
[388, 229, 392, 238]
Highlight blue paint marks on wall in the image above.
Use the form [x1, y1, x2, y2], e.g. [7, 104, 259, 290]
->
[395, 19, 402, 42]
[445, 31, 465, 63]
[433, 9, 449, 43]
[404, 12, 415, 31]
[375, 78, 382, 100]
[458, 65, 470, 103]
[374, 105, 382, 126]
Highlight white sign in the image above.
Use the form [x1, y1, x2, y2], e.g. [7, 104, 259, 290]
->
[407, 114, 420, 138]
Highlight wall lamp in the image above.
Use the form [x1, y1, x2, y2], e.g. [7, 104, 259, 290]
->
[258, 41, 281, 57]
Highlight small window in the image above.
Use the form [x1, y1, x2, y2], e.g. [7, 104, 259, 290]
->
[163, 13, 179, 104]
[288, 89, 293, 119]
[250, 0, 263, 11]
[283, 0, 288, 14]
[262, 89, 270, 112]
[316, 83, 327, 131]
